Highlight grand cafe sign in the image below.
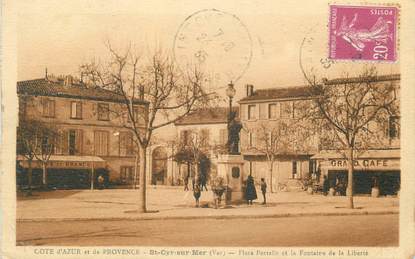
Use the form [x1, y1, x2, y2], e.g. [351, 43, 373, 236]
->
[19, 160, 105, 169]
[324, 158, 400, 171]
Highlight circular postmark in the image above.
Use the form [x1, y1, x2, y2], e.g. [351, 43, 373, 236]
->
[173, 9, 252, 87]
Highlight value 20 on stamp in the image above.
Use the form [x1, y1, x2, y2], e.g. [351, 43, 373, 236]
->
[329, 5, 398, 61]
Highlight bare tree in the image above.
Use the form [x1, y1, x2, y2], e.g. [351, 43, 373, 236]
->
[16, 121, 37, 194]
[17, 119, 59, 190]
[300, 44, 398, 208]
[249, 122, 292, 192]
[246, 113, 314, 192]
[33, 123, 60, 189]
[81, 43, 215, 212]
[171, 129, 211, 188]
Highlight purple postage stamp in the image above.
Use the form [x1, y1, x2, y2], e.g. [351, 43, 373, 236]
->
[329, 5, 398, 61]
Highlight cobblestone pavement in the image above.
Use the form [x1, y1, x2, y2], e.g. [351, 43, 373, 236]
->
[16, 187, 399, 221]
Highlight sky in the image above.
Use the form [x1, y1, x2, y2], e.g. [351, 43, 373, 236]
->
[17, 0, 399, 101]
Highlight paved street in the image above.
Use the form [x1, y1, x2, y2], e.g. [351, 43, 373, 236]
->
[17, 188, 399, 221]
[16, 214, 398, 246]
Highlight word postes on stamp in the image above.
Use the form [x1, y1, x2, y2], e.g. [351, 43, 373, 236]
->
[329, 5, 398, 62]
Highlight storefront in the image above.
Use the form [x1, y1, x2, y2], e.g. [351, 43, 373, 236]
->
[311, 149, 400, 195]
[17, 155, 107, 189]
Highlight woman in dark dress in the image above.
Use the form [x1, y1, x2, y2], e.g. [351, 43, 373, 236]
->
[245, 175, 257, 205]
[193, 184, 201, 207]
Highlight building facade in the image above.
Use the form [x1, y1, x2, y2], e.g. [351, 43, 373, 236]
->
[171, 74, 400, 195]
[17, 75, 149, 188]
[238, 85, 318, 191]
[173, 107, 239, 186]
[238, 75, 400, 195]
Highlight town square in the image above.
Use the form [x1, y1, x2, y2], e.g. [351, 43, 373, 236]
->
[2, 0, 412, 255]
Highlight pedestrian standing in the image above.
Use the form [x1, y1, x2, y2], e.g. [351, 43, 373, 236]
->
[192, 176, 196, 190]
[193, 183, 201, 207]
[97, 175, 104, 190]
[323, 175, 329, 196]
[200, 174, 208, 191]
[245, 175, 257, 205]
[184, 176, 189, 191]
[260, 178, 267, 205]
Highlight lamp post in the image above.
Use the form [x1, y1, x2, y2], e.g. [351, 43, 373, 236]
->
[226, 82, 236, 153]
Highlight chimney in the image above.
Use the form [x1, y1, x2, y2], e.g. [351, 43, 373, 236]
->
[246, 84, 254, 97]
[64, 75, 73, 87]
[45, 67, 48, 80]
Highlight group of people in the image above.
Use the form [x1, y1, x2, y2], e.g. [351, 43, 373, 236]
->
[322, 175, 346, 196]
[245, 175, 268, 205]
[183, 174, 208, 192]
[190, 174, 268, 208]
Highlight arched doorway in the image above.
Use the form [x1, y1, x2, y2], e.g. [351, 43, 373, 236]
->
[152, 146, 168, 185]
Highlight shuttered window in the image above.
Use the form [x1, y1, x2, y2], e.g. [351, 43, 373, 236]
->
[180, 130, 190, 146]
[268, 103, 278, 119]
[70, 101, 82, 119]
[119, 132, 134, 156]
[56, 129, 68, 155]
[219, 129, 227, 145]
[200, 129, 210, 147]
[389, 116, 400, 139]
[68, 129, 83, 155]
[94, 130, 109, 156]
[280, 102, 293, 119]
[248, 105, 257, 120]
[249, 131, 256, 147]
[98, 103, 110, 121]
[42, 98, 55, 118]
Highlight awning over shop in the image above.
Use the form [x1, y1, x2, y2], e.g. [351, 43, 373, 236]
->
[311, 149, 400, 160]
[311, 149, 400, 171]
[17, 155, 106, 169]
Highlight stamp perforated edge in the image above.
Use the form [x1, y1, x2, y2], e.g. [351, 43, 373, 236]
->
[326, 2, 401, 64]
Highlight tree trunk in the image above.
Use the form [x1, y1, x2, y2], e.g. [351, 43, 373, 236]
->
[138, 146, 147, 213]
[133, 153, 139, 189]
[28, 159, 33, 195]
[195, 162, 199, 184]
[346, 147, 354, 209]
[42, 162, 48, 189]
[269, 164, 273, 193]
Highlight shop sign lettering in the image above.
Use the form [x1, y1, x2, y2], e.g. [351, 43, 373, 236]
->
[19, 160, 102, 169]
[329, 159, 388, 168]
[48, 161, 91, 168]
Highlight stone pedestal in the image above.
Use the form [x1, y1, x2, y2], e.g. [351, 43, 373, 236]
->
[217, 154, 245, 204]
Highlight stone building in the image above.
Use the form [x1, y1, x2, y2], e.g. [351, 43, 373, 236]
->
[173, 107, 239, 186]
[16, 75, 149, 188]
[238, 74, 400, 195]
[172, 74, 401, 195]
[238, 84, 318, 191]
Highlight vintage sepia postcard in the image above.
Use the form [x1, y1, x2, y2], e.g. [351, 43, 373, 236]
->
[1, 0, 414, 258]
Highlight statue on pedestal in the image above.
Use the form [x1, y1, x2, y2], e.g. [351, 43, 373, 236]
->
[227, 111, 242, 154]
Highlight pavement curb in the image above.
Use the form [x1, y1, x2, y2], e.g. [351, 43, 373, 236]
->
[17, 210, 399, 223]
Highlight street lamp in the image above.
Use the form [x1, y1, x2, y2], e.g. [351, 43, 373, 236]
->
[226, 82, 236, 153]
[226, 81, 236, 118]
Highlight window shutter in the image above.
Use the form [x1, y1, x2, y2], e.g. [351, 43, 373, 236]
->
[103, 131, 109, 156]
[75, 129, 83, 155]
[220, 129, 227, 145]
[42, 98, 47, 116]
[77, 102, 82, 118]
[94, 131, 100, 155]
[61, 130, 69, 155]
[50, 100, 55, 117]
[128, 133, 134, 155]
